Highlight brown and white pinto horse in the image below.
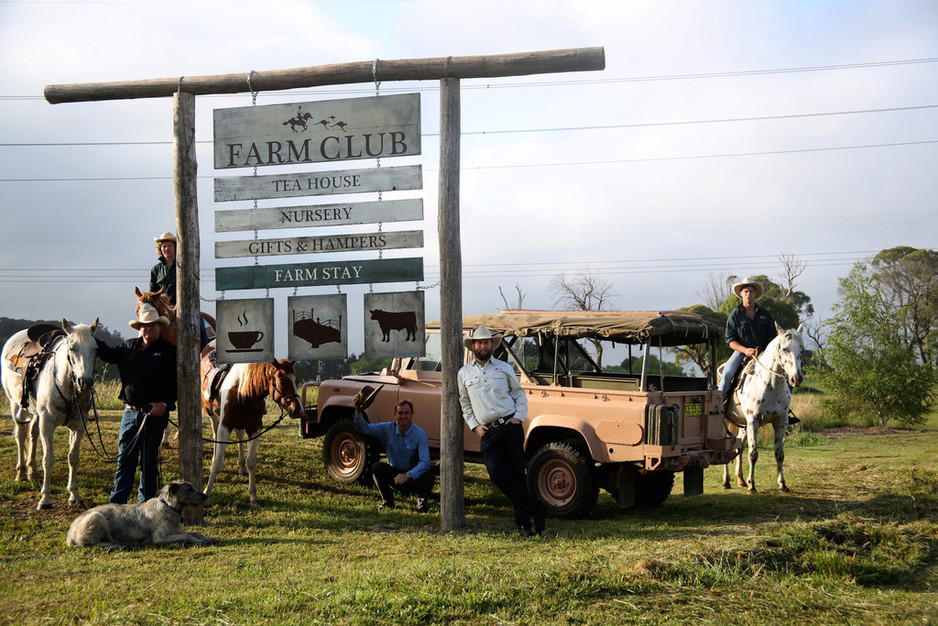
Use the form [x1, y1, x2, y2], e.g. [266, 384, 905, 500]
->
[200, 347, 305, 505]
[135, 286, 216, 447]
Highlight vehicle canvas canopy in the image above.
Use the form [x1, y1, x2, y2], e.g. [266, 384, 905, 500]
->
[423, 310, 723, 390]
[448, 310, 722, 347]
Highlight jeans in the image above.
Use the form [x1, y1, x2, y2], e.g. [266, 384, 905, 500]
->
[480, 422, 545, 528]
[371, 462, 434, 506]
[719, 351, 746, 395]
[109, 407, 168, 504]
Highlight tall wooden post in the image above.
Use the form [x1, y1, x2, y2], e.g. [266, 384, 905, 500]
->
[438, 76, 464, 531]
[173, 91, 203, 522]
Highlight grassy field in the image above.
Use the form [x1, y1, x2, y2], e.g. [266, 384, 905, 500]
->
[0, 388, 936, 625]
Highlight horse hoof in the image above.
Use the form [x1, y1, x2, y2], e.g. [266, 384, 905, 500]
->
[68, 499, 85, 508]
[37, 502, 53, 511]
[779, 485, 790, 493]
[747, 487, 757, 495]
[250, 499, 262, 507]
[15, 472, 27, 482]
[721, 483, 731, 490]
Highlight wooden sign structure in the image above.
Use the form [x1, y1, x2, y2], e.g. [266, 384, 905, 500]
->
[44, 47, 606, 530]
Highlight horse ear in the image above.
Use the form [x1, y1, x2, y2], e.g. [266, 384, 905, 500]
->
[775, 322, 784, 335]
[134, 286, 143, 298]
[62, 319, 72, 333]
[796, 323, 805, 335]
[91, 317, 100, 334]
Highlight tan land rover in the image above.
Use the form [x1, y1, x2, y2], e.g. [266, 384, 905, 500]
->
[301, 310, 741, 518]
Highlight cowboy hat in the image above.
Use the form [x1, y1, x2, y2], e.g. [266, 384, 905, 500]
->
[130, 303, 170, 330]
[353, 384, 384, 412]
[463, 325, 502, 350]
[732, 277, 764, 299]
[154, 232, 177, 244]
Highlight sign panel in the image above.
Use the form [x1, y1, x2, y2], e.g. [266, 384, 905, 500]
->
[215, 230, 423, 259]
[216, 257, 424, 291]
[215, 298, 275, 364]
[213, 93, 421, 170]
[363, 291, 426, 359]
[288, 294, 348, 360]
[214, 165, 422, 202]
[215, 198, 424, 233]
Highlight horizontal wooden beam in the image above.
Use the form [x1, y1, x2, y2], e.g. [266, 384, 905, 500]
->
[45, 47, 605, 104]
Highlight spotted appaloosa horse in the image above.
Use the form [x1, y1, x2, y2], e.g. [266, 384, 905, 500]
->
[720, 323, 805, 494]
[1, 319, 99, 510]
[201, 348, 305, 505]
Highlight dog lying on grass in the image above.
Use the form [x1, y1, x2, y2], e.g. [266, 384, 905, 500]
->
[66, 480, 218, 549]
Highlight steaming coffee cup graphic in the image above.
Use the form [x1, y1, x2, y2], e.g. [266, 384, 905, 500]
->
[227, 330, 264, 350]
[226, 308, 265, 351]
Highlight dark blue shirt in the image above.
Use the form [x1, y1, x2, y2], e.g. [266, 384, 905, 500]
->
[354, 415, 430, 479]
[725, 304, 776, 350]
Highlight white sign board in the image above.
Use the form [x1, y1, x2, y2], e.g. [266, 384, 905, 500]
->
[215, 230, 423, 259]
[214, 198, 424, 233]
[213, 94, 421, 170]
[214, 165, 422, 202]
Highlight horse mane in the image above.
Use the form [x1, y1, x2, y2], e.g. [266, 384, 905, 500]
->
[236, 360, 296, 400]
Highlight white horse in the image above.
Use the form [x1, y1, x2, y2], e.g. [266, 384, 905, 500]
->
[1, 319, 99, 510]
[720, 323, 804, 494]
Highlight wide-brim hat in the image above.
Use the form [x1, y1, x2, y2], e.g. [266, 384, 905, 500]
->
[732, 277, 764, 299]
[463, 325, 502, 350]
[154, 232, 177, 244]
[354, 384, 384, 412]
[130, 303, 170, 330]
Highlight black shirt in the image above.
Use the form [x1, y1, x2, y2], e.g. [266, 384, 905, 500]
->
[96, 336, 177, 411]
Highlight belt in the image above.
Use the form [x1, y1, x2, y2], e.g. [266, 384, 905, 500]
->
[125, 404, 151, 413]
[488, 414, 516, 427]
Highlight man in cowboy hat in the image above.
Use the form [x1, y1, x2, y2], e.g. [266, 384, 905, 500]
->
[457, 326, 546, 537]
[353, 388, 432, 512]
[719, 277, 777, 408]
[95, 304, 177, 504]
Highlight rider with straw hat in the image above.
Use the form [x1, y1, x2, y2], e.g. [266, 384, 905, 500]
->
[720, 277, 776, 408]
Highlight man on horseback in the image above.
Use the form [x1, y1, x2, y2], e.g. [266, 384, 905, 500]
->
[720, 278, 777, 411]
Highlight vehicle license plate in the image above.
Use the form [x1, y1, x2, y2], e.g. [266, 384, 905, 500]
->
[685, 402, 702, 417]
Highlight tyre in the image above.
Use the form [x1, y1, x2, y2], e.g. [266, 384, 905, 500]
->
[322, 420, 379, 486]
[527, 441, 599, 519]
[635, 470, 674, 507]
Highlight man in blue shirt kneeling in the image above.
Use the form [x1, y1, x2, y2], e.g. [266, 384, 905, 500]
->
[354, 395, 433, 513]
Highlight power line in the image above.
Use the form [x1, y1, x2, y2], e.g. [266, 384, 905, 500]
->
[3, 104, 937, 147]
[3, 138, 935, 182]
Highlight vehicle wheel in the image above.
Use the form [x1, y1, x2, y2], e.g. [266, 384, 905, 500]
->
[322, 420, 378, 486]
[635, 470, 675, 507]
[527, 442, 599, 519]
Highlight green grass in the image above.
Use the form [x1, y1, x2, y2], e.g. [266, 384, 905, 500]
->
[0, 402, 936, 624]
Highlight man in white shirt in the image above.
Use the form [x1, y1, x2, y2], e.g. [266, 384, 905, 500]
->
[457, 326, 546, 537]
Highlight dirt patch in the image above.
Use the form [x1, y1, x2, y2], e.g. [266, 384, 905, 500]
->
[819, 426, 915, 439]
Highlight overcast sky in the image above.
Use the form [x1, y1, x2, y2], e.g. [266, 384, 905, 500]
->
[1, 0, 936, 358]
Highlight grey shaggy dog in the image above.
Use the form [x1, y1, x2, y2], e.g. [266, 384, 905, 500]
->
[66, 480, 218, 549]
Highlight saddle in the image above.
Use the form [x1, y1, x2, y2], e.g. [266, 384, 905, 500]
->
[8, 324, 66, 409]
[200, 345, 230, 408]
